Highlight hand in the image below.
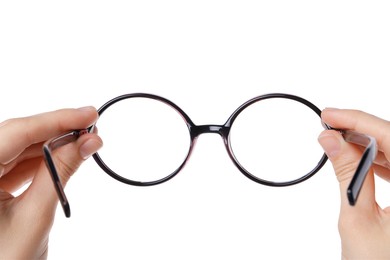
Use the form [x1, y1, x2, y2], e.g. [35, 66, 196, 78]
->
[0, 107, 103, 259]
[318, 108, 390, 259]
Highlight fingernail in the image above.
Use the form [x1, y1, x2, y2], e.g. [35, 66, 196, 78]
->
[80, 139, 103, 159]
[318, 133, 341, 159]
[77, 106, 96, 112]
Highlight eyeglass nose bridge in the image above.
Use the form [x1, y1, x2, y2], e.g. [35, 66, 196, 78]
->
[190, 124, 230, 139]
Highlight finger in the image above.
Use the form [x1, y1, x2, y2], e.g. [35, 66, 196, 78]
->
[20, 133, 103, 218]
[318, 130, 376, 212]
[0, 107, 98, 165]
[373, 165, 390, 183]
[350, 144, 390, 182]
[0, 157, 41, 193]
[0, 143, 43, 192]
[0, 188, 14, 202]
[0, 142, 43, 179]
[374, 151, 390, 170]
[353, 145, 390, 170]
[321, 108, 390, 158]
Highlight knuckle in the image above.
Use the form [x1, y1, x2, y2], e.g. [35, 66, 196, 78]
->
[333, 158, 360, 184]
[54, 156, 81, 183]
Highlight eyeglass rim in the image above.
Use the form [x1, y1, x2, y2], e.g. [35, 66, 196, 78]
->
[92, 93, 194, 186]
[91, 92, 329, 187]
[42, 92, 377, 218]
[224, 93, 329, 186]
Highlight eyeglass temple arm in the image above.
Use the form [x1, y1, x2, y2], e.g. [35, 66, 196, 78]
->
[342, 130, 378, 206]
[324, 124, 378, 206]
[42, 129, 89, 218]
[44, 124, 376, 217]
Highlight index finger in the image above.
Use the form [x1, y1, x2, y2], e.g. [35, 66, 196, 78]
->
[0, 106, 98, 165]
[321, 108, 390, 157]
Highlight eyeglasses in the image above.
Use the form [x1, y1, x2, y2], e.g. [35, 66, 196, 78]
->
[43, 93, 377, 218]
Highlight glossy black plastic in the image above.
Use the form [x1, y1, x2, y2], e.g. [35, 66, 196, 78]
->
[43, 130, 88, 217]
[42, 93, 377, 217]
[91, 93, 328, 188]
[342, 130, 378, 205]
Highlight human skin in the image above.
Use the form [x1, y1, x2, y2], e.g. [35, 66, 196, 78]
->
[1, 106, 389, 259]
[318, 108, 390, 260]
[0, 107, 102, 259]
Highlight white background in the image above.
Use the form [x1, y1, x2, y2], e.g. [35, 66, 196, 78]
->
[1, 1, 389, 259]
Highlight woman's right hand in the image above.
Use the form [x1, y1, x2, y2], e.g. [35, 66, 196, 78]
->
[318, 108, 390, 259]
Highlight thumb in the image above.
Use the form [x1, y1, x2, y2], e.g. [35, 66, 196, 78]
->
[318, 130, 376, 212]
[24, 133, 103, 217]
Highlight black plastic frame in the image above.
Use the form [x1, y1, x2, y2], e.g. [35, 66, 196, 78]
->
[91, 93, 328, 188]
[43, 130, 88, 217]
[42, 93, 377, 217]
[342, 130, 378, 205]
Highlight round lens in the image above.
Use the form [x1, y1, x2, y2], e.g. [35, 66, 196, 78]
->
[229, 97, 324, 184]
[95, 96, 191, 183]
